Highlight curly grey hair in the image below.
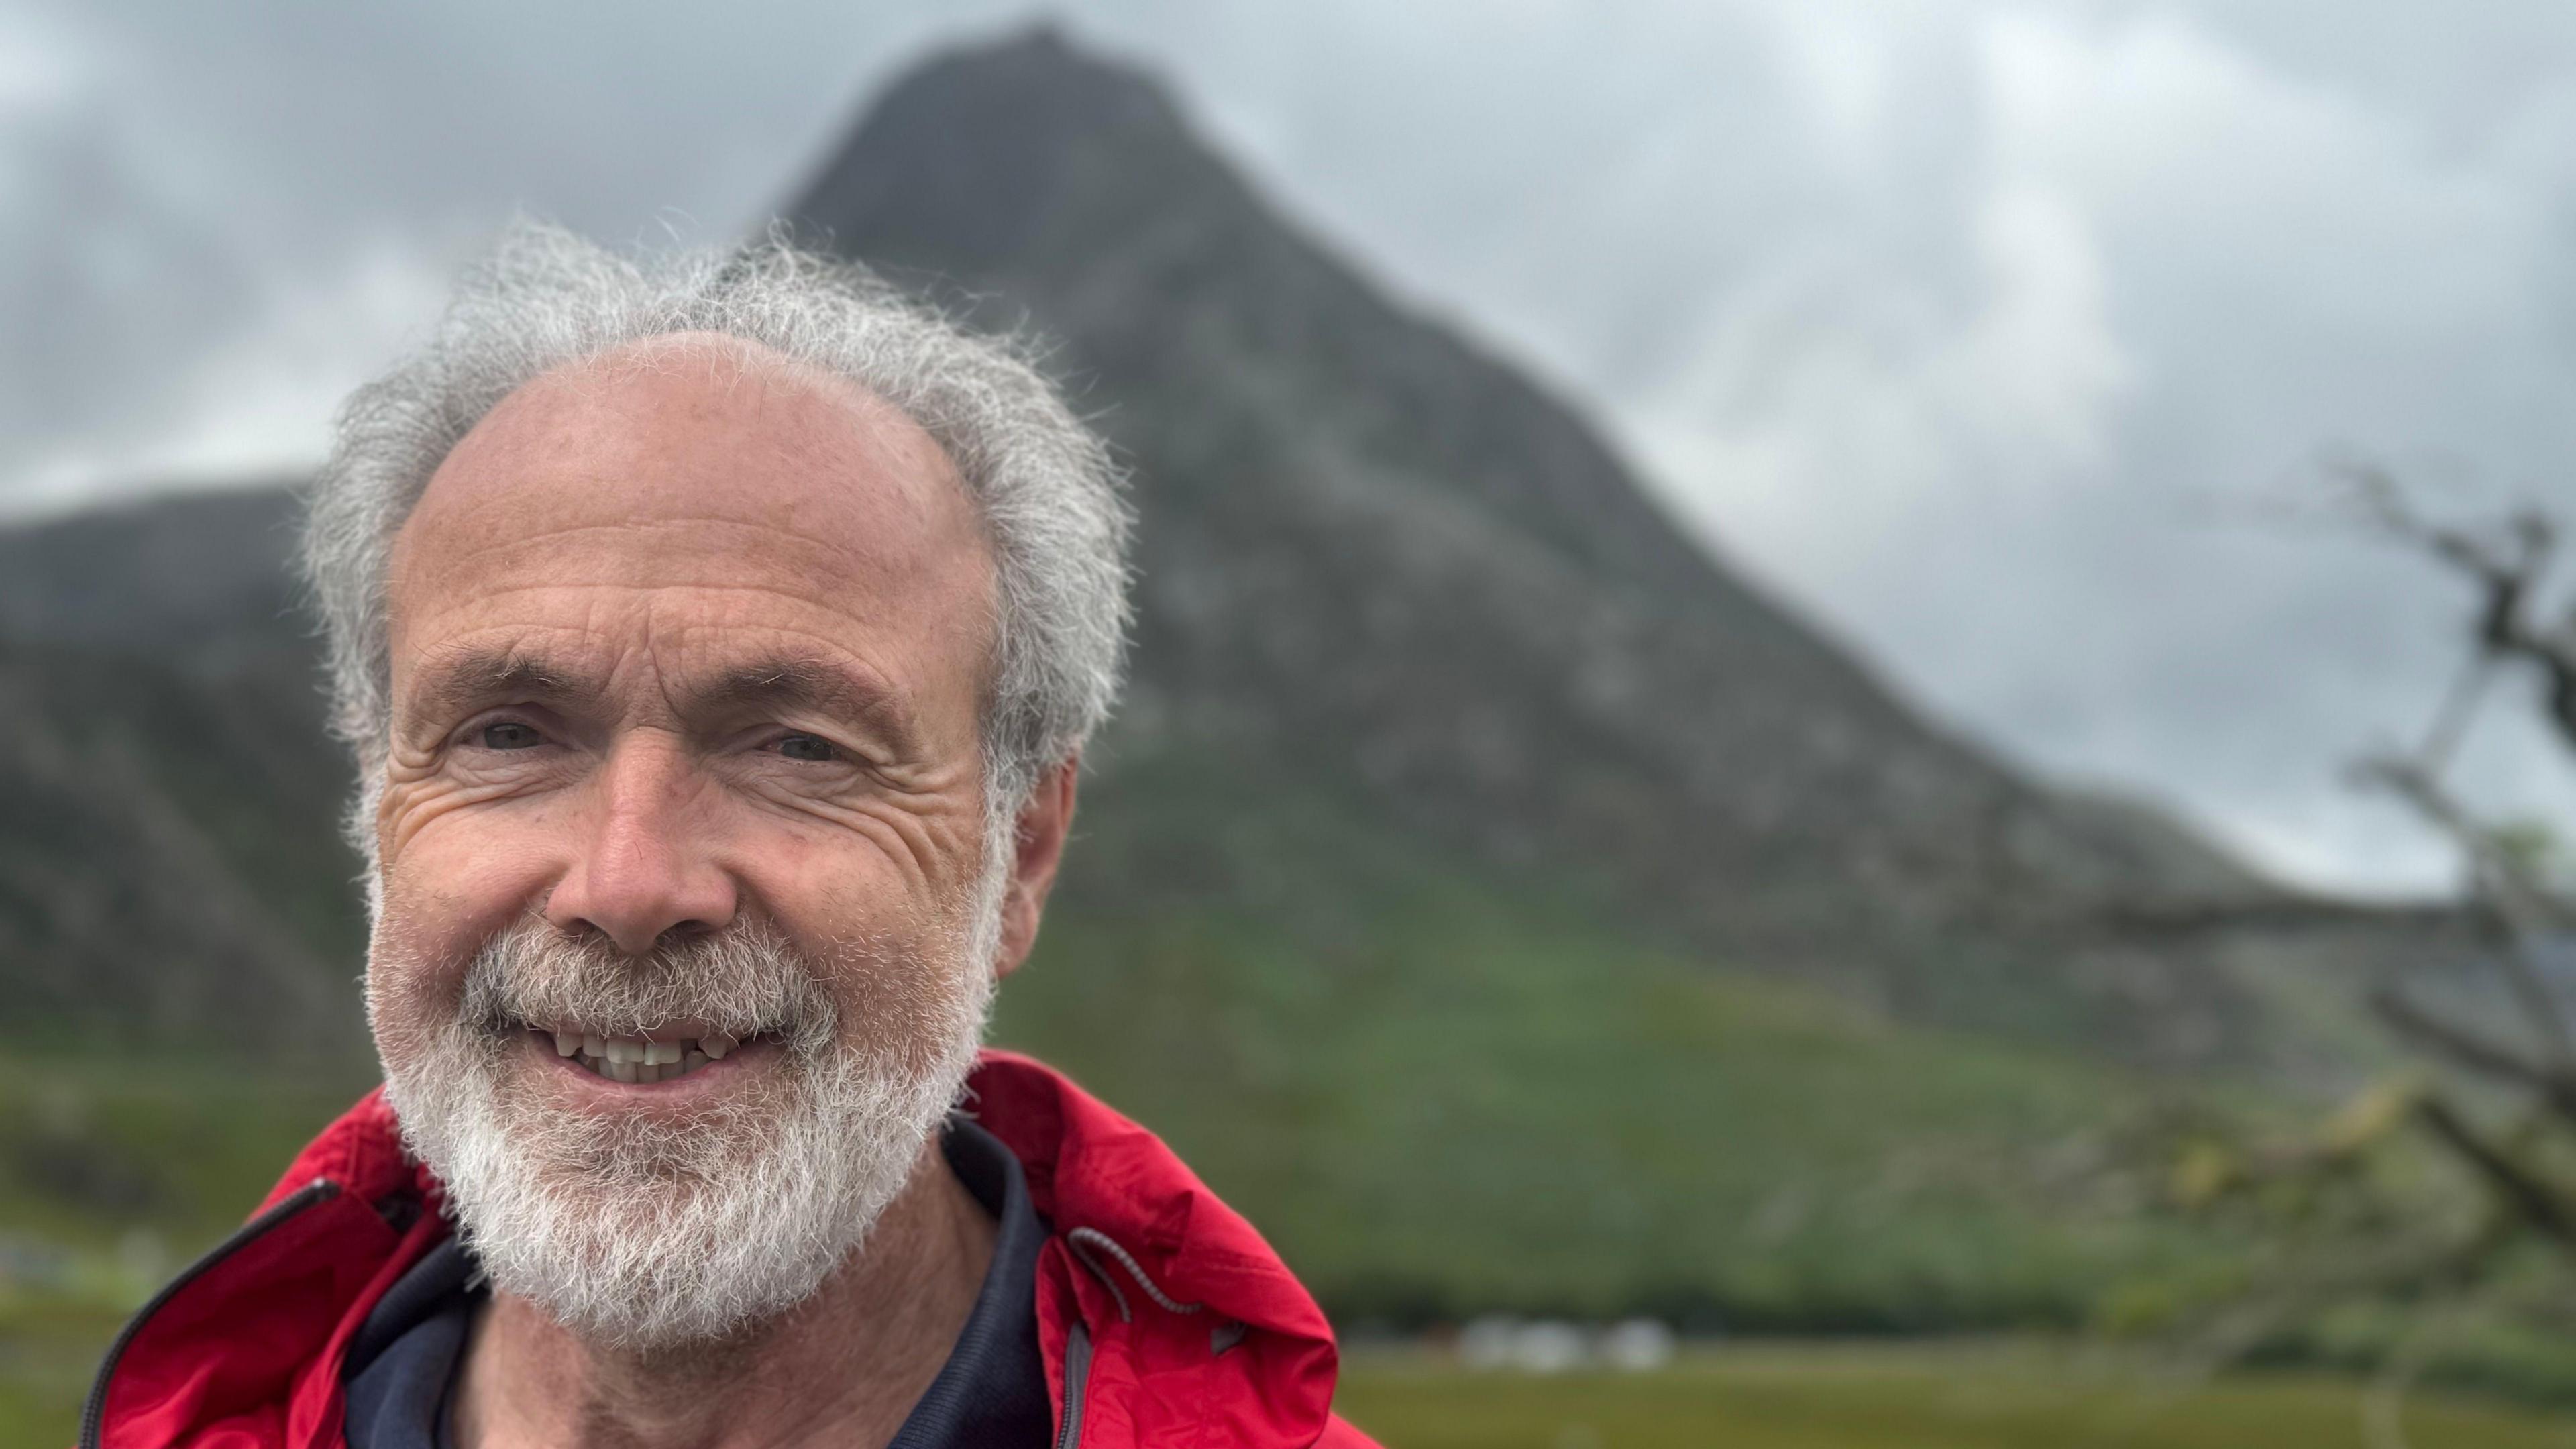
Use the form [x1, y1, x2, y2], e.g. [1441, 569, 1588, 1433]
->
[301, 222, 1131, 888]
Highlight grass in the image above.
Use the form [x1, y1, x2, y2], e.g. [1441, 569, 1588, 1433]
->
[0, 748, 2536, 1440]
[0, 1046, 370, 1448]
[1334, 1343, 2576, 1448]
[0, 1301, 117, 1448]
[0, 1046, 367, 1255]
[1002, 755, 2249, 1330]
[0, 975, 2565, 1448]
[24, 1334, 2576, 1449]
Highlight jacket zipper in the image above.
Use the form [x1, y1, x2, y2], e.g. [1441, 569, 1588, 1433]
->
[1053, 1320, 1092, 1449]
[78, 1179, 341, 1449]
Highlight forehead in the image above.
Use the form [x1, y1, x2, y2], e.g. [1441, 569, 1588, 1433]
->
[385, 334, 994, 692]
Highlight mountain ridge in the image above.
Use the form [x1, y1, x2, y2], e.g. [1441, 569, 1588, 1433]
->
[788, 25, 2343, 1063]
[0, 28, 2446, 1077]
[0, 25, 2488, 1327]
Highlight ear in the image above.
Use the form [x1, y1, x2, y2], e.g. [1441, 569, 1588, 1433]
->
[992, 756, 1079, 980]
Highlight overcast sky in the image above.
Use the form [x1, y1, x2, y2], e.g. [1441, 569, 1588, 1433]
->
[7, 0, 2576, 897]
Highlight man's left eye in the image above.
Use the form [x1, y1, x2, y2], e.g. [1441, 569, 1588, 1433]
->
[479, 721, 544, 750]
[775, 733, 838, 763]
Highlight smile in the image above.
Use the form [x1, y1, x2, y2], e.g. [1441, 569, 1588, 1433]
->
[530, 1026, 749, 1084]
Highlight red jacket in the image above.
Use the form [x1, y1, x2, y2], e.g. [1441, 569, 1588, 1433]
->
[82, 1050, 1381, 1449]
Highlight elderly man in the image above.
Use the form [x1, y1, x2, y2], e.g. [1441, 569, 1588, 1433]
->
[84, 226, 1377, 1449]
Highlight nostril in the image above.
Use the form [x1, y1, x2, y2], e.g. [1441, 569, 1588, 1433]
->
[542, 820, 738, 956]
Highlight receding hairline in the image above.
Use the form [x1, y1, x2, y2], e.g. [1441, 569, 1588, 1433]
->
[382, 327, 1007, 721]
[433, 328, 971, 502]
[388, 325, 996, 600]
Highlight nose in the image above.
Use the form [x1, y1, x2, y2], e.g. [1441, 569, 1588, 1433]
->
[545, 735, 737, 955]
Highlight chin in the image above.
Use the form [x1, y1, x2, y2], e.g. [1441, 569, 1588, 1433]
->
[388, 1012, 973, 1350]
[368, 884, 1004, 1348]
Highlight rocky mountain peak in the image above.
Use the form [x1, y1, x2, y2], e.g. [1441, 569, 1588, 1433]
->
[782, 28, 2304, 1061]
[0, 29, 2387, 1074]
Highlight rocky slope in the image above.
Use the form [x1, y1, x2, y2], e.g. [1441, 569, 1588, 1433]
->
[0, 31, 2445, 1079]
[790, 28, 2386, 1066]
[0, 487, 359, 1048]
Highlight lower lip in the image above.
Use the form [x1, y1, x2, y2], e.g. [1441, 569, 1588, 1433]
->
[519, 1029, 779, 1103]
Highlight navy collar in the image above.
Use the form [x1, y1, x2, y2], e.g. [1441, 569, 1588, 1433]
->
[342, 1116, 1054, 1449]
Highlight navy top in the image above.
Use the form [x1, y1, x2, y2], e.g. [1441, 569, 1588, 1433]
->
[342, 1118, 1053, 1448]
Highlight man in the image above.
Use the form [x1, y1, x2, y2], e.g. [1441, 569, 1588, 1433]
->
[84, 225, 1379, 1449]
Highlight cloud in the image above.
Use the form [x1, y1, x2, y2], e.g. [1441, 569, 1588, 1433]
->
[4, 0, 2573, 896]
[5, 239, 451, 520]
[0, 0, 1028, 513]
[1519, 6, 2576, 896]
[0, 5, 78, 97]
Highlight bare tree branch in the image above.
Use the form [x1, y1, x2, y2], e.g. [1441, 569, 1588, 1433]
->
[2339, 463, 2576, 747]
[2350, 755, 2576, 1067]
[2353, 755, 2556, 926]
[2413, 1095, 2576, 1248]
[2418, 654, 2495, 776]
[2171, 1226, 2496, 1387]
[2143, 468, 2576, 1391]
[2371, 989, 2576, 1122]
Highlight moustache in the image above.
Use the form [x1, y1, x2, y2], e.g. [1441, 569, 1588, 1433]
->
[451, 914, 841, 1063]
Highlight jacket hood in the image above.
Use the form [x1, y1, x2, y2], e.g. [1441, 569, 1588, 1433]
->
[83, 1050, 1365, 1449]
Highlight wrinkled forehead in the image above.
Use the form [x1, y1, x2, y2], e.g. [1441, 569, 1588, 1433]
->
[383, 333, 998, 691]
[395, 334, 985, 590]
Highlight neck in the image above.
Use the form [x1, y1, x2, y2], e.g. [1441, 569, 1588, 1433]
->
[450, 1136, 996, 1449]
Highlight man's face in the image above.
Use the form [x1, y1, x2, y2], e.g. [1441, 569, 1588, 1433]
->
[365, 334, 1004, 1346]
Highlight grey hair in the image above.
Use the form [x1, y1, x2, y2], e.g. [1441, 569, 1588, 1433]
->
[302, 221, 1131, 877]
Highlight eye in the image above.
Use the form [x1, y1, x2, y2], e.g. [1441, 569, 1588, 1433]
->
[478, 720, 545, 751]
[773, 732, 839, 763]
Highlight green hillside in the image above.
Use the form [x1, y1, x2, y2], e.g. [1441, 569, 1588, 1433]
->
[0, 1048, 368, 1445]
[0, 27, 2515, 1436]
[1005, 749, 2229, 1329]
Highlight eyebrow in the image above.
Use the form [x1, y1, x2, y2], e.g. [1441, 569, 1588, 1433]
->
[404, 647, 591, 731]
[401, 646, 922, 753]
[698, 657, 920, 753]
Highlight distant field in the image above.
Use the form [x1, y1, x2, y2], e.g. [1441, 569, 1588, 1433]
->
[998, 755, 2292, 1332]
[0, 1009, 2560, 1449]
[0, 1045, 368, 1448]
[21, 1336, 2576, 1448]
[1334, 1344, 2576, 1449]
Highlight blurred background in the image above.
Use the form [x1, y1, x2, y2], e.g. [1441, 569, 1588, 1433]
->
[9, 3, 2576, 1445]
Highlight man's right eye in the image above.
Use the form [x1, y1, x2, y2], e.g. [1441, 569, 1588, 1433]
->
[478, 720, 544, 750]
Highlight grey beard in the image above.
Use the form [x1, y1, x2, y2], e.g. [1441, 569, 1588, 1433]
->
[374, 902, 997, 1352]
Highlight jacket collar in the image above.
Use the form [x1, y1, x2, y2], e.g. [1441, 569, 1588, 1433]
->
[84, 1050, 1341, 1449]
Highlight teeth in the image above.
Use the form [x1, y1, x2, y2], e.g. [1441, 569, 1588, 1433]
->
[549, 1028, 746, 1083]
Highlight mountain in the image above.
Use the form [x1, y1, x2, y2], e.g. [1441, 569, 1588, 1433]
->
[0, 28, 2470, 1323]
[0, 486, 360, 1049]
[786, 26, 2399, 1063]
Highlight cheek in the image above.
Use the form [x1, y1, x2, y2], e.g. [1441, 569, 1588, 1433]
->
[743, 828, 923, 953]
[798, 877, 989, 1067]
[379, 791, 568, 945]
[368, 843, 550, 1053]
